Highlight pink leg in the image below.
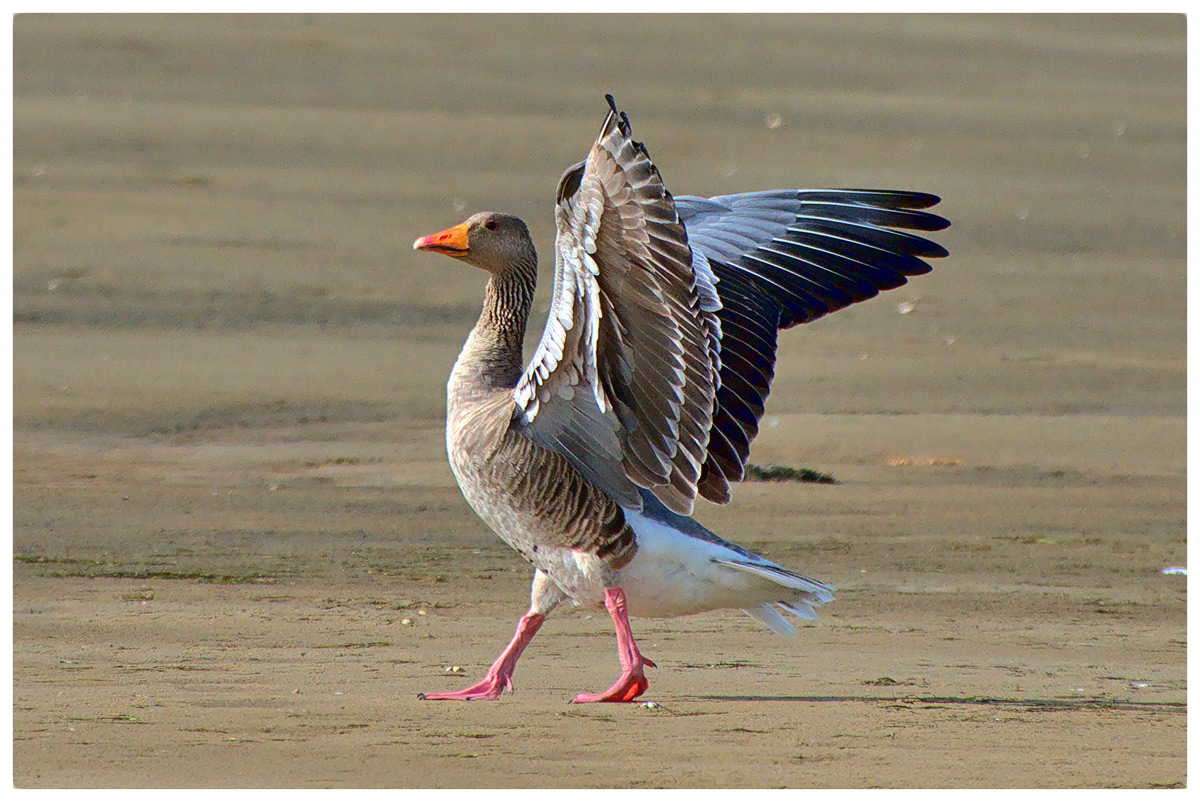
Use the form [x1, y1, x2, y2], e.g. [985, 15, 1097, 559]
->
[418, 610, 545, 701]
[571, 587, 657, 704]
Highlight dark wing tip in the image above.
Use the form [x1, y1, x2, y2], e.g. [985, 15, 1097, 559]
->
[894, 191, 943, 211]
[834, 188, 945, 213]
[914, 203, 951, 233]
[925, 215, 952, 233]
[605, 94, 635, 139]
[603, 94, 632, 135]
[597, 95, 656, 170]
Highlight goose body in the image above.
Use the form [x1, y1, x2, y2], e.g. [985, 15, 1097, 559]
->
[415, 96, 948, 702]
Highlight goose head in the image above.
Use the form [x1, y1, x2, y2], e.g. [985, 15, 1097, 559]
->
[413, 212, 535, 275]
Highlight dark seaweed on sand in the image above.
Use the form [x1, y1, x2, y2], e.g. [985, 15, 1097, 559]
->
[741, 464, 837, 484]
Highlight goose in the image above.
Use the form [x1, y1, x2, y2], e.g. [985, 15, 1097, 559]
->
[412, 95, 948, 703]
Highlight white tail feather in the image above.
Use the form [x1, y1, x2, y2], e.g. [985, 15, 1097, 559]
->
[619, 500, 837, 625]
[745, 604, 797, 636]
[717, 558, 834, 636]
[777, 599, 819, 620]
[713, 558, 836, 603]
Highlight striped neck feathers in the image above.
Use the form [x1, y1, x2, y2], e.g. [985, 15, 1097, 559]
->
[456, 257, 537, 393]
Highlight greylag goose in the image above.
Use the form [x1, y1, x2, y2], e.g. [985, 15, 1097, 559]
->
[413, 95, 948, 703]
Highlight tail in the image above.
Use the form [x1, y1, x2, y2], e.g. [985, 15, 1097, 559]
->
[713, 558, 836, 636]
[631, 489, 836, 633]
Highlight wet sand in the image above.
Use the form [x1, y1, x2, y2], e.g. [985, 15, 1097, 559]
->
[13, 14, 1185, 787]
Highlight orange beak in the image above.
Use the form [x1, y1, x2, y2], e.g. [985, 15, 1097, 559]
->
[413, 221, 471, 257]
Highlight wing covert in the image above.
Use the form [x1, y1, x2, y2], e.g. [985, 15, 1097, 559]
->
[515, 96, 722, 515]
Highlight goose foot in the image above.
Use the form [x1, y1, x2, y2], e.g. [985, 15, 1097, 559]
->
[569, 586, 656, 704]
[418, 676, 509, 702]
[570, 659, 656, 703]
[418, 610, 545, 702]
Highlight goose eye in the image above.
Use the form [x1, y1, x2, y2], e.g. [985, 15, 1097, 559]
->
[484, 219, 497, 231]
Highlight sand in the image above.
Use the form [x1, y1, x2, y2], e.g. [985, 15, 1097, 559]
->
[12, 13, 1185, 788]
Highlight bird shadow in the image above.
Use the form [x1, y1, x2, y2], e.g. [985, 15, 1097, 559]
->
[682, 694, 1186, 714]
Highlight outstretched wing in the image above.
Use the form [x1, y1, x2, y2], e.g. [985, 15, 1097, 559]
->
[674, 190, 950, 503]
[515, 96, 950, 514]
[514, 95, 722, 515]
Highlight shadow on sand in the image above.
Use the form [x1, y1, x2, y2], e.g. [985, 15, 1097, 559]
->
[686, 694, 1186, 714]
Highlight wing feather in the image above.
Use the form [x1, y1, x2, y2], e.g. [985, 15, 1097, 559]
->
[515, 96, 721, 515]
[517, 98, 949, 514]
[678, 189, 950, 501]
